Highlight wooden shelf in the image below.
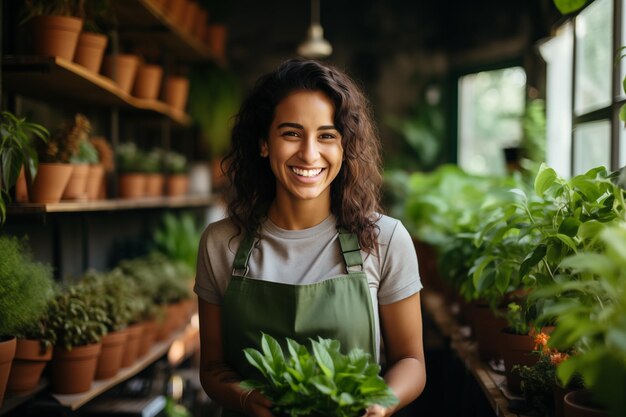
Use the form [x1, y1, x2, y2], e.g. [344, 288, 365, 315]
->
[6, 194, 215, 215]
[422, 290, 523, 417]
[0, 381, 47, 416]
[111, 0, 213, 62]
[2, 56, 191, 126]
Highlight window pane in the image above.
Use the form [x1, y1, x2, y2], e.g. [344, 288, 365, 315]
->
[574, 0, 612, 114]
[573, 120, 611, 175]
[458, 67, 526, 175]
[621, 0, 626, 100]
[621, 124, 626, 167]
[539, 23, 573, 178]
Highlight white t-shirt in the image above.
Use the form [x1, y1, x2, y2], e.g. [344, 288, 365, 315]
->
[193, 213, 422, 357]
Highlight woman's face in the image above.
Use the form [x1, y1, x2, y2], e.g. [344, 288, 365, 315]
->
[261, 89, 343, 208]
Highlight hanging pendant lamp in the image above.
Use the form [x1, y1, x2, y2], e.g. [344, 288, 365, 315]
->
[297, 0, 332, 59]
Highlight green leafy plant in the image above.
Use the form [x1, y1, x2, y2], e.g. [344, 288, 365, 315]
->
[21, 0, 86, 22]
[153, 212, 202, 272]
[116, 142, 146, 173]
[47, 281, 108, 350]
[0, 236, 55, 343]
[529, 219, 626, 417]
[241, 334, 398, 417]
[162, 150, 188, 174]
[0, 111, 48, 223]
[71, 139, 99, 164]
[552, 0, 590, 15]
[504, 302, 531, 335]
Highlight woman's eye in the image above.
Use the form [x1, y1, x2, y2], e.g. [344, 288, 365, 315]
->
[319, 133, 337, 140]
[282, 131, 299, 137]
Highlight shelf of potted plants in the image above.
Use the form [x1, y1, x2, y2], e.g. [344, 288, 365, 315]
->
[110, 0, 214, 62]
[2, 56, 191, 126]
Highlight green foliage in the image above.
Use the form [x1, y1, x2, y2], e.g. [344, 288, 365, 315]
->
[153, 212, 202, 272]
[21, 0, 86, 22]
[80, 269, 146, 330]
[0, 111, 48, 224]
[552, 0, 590, 14]
[241, 334, 398, 417]
[117, 253, 192, 306]
[47, 281, 108, 350]
[116, 142, 145, 173]
[70, 139, 99, 164]
[529, 220, 626, 417]
[162, 150, 188, 174]
[0, 235, 54, 339]
[188, 63, 241, 158]
[504, 302, 530, 335]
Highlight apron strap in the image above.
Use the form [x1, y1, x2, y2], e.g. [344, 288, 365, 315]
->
[232, 234, 255, 276]
[337, 227, 364, 273]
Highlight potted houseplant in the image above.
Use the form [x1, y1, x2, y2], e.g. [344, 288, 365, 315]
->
[116, 142, 147, 199]
[163, 150, 189, 197]
[89, 136, 114, 199]
[153, 211, 202, 272]
[32, 114, 94, 203]
[0, 236, 54, 405]
[22, 0, 86, 60]
[0, 111, 48, 223]
[73, 0, 110, 73]
[61, 114, 98, 200]
[144, 149, 165, 197]
[241, 334, 398, 417]
[530, 219, 626, 417]
[47, 281, 107, 394]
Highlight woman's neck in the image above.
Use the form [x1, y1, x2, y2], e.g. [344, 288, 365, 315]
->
[267, 198, 331, 230]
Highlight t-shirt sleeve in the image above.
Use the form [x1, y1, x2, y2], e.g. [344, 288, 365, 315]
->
[193, 227, 223, 305]
[377, 219, 422, 305]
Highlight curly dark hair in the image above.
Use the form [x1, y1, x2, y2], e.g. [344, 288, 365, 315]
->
[224, 58, 383, 251]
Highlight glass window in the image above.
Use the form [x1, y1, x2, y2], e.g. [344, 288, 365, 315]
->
[574, 0, 612, 115]
[573, 120, 612, 174]
[539, 23, 574, 178]
[621, 0, 626, 100]
[621, 125, 626, 167]
[457, 67, 526, 175]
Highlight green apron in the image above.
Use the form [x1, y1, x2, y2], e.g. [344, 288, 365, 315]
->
[221, 227, 377, 416]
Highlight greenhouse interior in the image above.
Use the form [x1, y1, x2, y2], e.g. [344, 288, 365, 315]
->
[1, 0, 625, 417]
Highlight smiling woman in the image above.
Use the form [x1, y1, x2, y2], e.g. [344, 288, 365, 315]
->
[194, 58, 426, 417]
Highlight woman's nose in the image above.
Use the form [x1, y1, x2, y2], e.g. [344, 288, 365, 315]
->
[298, 136, 320, 162]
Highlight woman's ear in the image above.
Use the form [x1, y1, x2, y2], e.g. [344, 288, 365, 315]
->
[259, 140, 269, 157]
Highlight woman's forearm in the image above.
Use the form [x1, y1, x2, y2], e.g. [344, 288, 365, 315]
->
[199, 359, 247, 412]
[382, 357, 427, 415]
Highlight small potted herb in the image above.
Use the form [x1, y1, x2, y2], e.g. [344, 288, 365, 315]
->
[163, 150, 189, 197]
[241, 334, 398, 417]
[116, 142, 147, 199]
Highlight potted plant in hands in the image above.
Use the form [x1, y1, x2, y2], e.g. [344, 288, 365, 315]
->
[0, 236, 54, 405]
[47, 281, 107, 394]
[241, 334, 398, 417]
[0, 111, 48, 222]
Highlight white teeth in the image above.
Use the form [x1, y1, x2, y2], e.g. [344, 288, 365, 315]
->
[292, 167, 323, 177]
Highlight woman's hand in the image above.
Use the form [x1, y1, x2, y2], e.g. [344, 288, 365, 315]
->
[241, 389, 274, 417]
[362, 404, 389, 417]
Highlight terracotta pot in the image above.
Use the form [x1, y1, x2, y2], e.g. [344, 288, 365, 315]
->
[95, 329, 128, 380]
[86, 164, 105, 200]
[31, 16, 83, 60]
[102, 54, 140, 94]
[564, 390, 609, 417]
[121, 323, 144, 368]
[132, 64, 163, 100]
[471, 302, 507, 361]
[166, 174, 189, 196]
[138, 320, 158, 357]
[156, 304, 180, 341]
[555, 383, 578, 417]
[0, 338, 17, 407]
[73, 31, 108, 73]
[161, 75, 189, 112]
[62, 163, 90, 200]
[499, 330, 537, 394]
[145, 173, 165, 197]
[205, 24, 227, 61]
[15, 166, 28, 203]
[118, 173, 147, 199]
[165, 0, 186, 23]
[7, 339, 52, 393]
[49, 342, 101, 394]
[31, 163, 74, 204]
